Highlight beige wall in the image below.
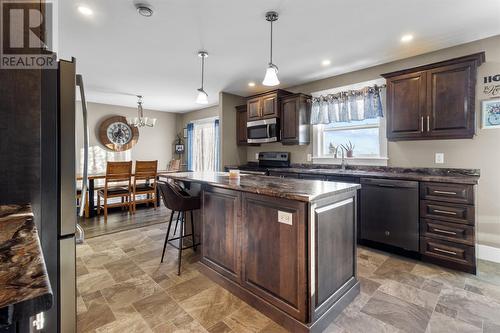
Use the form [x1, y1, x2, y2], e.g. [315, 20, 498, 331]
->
[219, 92, 247, 168]
[75, 101, 177, 172]
[247, 35, 500, 248]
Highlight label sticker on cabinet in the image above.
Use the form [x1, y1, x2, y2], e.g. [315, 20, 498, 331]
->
[278, 211, 292, 225]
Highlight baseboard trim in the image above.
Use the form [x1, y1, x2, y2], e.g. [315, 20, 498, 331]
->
[477, 244, 500, 263]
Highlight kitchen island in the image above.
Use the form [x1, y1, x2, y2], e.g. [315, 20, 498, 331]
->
[164, 172, 360, 333]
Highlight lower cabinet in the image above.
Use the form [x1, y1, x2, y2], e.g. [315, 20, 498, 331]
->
[241, 193, 308, 321]
[201, 187, 241, 282]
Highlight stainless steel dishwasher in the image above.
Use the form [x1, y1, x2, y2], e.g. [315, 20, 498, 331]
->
[360, 178, 419, 251]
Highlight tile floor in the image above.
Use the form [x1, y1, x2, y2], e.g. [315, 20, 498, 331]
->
[77, 222, 500, 333]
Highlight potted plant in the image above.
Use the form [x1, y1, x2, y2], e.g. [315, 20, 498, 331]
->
[328, 142, 339, 158]
[341, 140, 355, 158]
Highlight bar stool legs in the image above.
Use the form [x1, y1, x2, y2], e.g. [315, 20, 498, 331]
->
[161, 210, 175, 263]
[177, 215, 184, 275]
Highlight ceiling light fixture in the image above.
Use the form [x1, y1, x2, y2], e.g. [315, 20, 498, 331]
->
[321, 59, 331, 66]
[248, 82, 256, 87]
[401, 34, 414, 43]
[128, 95, 156, 128]
[135, 3, 154, 17]
[77, 5, 93, 16]
[196, 51, 209, 104]
[262, 11, 280, 86]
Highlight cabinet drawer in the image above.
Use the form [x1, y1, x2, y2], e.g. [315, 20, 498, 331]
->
[420, 219, 474, 245]
[420, 182, 474, 204]
[420, 200, 474, 225]
[420, 237, 475, 267]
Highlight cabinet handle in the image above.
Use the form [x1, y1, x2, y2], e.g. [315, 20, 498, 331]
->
[433, 190, 457, 195]
[433, 209, 457, 216]
[427, 116, 430, 132]
[433, 247, 457, 256]
[433, 228, 457, 236]
[421, 116, 424, 132]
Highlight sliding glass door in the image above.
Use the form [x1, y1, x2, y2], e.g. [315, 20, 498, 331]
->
[187, 118, 220, 171]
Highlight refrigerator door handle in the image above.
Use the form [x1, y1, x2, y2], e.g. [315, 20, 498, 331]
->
[76, 74, 88, 243]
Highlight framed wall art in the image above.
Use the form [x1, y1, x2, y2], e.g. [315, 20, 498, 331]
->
[481, 98, 500, 129]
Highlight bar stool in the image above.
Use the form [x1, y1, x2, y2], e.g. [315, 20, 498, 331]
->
[158, 180, 200, 275]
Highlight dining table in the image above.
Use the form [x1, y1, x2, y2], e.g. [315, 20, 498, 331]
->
[76, 170, 177, 217]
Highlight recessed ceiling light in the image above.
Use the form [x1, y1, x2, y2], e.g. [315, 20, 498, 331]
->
[136, 4, 154, 17]
[401, 34, 414, 43]
[248, 82, 256, 87]
[77, 5, 93, 16]
[321, 59, 331, 66]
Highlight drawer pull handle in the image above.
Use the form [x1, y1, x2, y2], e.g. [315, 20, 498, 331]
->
[433, 190, 457, 195]
[433, 209, 457, 216]
[433, 247, 457, 256]
[433, 228, 457, 235]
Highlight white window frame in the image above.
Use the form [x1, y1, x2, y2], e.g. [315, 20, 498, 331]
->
[312, 78, 388, 166]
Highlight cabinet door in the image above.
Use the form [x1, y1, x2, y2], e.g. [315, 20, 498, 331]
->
[386, 72, 427, 140]
[426, 62, 476, 139]
[247, 97, 261, 121]
[281, 97, 298, 143]
[202, 187, 241, 282]
[261, 93, 279, 118]
[236, 106, 247, 145]
[241, 193, 307, 321]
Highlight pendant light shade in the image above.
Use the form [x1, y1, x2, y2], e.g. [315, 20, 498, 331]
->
[196, 88, 208, 104]
[263, 64, 280, 86]
[262, 11, 279, 87]
[196, 51, 209, 104]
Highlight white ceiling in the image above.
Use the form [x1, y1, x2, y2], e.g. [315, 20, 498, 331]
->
[58, 0, 500, 113]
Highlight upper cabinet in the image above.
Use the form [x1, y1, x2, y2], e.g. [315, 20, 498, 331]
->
[246, 89, 290, 121]
[382, 52, 485, 141]
[280, 93, 311, 145]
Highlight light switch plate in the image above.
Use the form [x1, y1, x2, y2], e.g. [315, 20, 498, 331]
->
[255, 153, 259, 160]
[307, 154, 312, 162]
[435, 153, 444, 164]
[278, 211, 292, 225]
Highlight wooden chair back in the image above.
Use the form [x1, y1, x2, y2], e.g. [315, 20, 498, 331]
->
[167, 159, 181, 171]
[135, 160, 158, 180]
[105, 161, 132, 187]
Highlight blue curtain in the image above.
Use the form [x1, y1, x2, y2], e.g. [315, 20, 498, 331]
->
[214, 119, 220, 171]
[186, 123, 194, 171]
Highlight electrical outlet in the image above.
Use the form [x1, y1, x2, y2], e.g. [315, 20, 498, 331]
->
[307, 154, 312, 162]
[435, 153, 444, 164]
[255, 153, 259, 160]
[278, 211, 293, 225]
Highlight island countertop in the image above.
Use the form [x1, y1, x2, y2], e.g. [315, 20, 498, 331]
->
[0, 204, 52, 326]
[162, 172, 360, 202]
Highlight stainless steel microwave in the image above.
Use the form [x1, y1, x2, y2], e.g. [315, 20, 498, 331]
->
[247, 118, 279, 143]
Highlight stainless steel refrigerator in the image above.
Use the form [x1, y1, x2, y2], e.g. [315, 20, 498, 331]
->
[40, 58, 78, 333]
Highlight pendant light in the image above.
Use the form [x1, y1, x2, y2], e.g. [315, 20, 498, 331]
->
[262, 11, 280, 86]
[128, 95, 156, 128]
[196, 51, 209, 104]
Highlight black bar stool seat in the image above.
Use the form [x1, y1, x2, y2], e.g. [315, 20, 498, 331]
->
[158, 180, 201, 275]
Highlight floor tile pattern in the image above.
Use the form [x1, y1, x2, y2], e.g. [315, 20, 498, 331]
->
[77, 223, 500, 333]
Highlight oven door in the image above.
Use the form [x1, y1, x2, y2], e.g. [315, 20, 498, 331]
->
[247, 118, 278, 143]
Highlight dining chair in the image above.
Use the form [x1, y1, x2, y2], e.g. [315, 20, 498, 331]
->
[132, 160, 158, 212]
[97, 161, 133, 220]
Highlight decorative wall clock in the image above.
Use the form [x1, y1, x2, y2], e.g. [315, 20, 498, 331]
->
[99, 116, 139, 151]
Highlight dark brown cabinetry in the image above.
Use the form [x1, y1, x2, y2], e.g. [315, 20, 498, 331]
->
[382, 53, 485, 141]
[419, 182, 477, 273]
[280, 94, 311, 145]
[201, 187, 241, 282]
[247, 90, 284, 121]
[235, 104, 259, 146]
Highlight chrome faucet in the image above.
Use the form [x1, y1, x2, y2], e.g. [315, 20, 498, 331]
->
[340, 148, 347, 170]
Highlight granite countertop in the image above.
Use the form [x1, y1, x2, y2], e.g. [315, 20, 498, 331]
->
[162, 172, 360, 202]
[0, 205, 52, 326]
[228, 164, 480, 185]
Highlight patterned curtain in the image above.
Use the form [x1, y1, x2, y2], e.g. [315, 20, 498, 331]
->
[214, 119, 220, 171]
[187, 123, 194, 171]
[188, 119, 219, 172]
[311, 85, 384, 125]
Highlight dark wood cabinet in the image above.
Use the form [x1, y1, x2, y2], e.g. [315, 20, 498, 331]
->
[235, 104, 257, 146]
[280, 94, 311, 145]
[241, 193, 308, 321]
[201, 187, 241, 282]
[382, 53, 484, 141]
[246, 89, 291, 122]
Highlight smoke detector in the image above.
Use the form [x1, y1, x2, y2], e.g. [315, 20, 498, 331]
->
[135, 3, 153, 17]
